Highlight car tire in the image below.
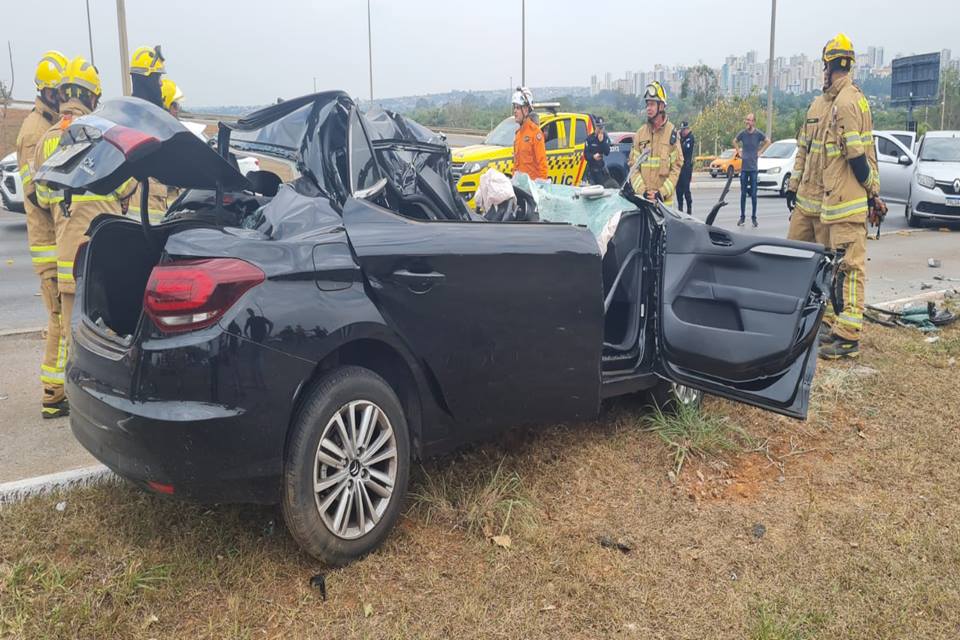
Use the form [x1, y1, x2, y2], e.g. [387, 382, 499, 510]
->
[282, 365, 410, 566]
[779, 173, 791, 197]
[710, 170, 717, 178]
[648, 380, 703, 414]
[905, 189, 922, 228]
[726, 166, 734, 179]
[0, 189, 11, 211]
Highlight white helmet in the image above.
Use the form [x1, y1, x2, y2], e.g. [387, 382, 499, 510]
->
[511, 86, 533, 108]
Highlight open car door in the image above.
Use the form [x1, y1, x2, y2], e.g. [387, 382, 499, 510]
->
[657, 212, 831, 418]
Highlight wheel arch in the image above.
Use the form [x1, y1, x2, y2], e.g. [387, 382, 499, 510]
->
[286, 332, 449, 464]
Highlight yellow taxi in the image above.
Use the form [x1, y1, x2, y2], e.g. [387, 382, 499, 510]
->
[451, 105, 592, 207]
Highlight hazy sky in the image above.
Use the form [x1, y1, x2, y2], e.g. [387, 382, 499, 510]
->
[3, 0, 955, 106]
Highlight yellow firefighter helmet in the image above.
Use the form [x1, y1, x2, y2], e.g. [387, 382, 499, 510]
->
[35, 50, 69, 90]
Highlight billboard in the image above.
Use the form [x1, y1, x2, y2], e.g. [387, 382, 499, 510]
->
[891, 53, 941, 105]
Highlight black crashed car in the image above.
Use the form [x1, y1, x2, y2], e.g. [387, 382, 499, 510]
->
[35, 92, 831, 564]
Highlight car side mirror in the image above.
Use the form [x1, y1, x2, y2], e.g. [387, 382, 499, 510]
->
[354, 177, 388, 201]
[898, 154, 912, 166]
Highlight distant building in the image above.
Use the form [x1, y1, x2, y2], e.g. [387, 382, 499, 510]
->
[591, 44, 893, 100]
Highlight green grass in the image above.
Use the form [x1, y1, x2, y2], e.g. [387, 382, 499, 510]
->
[644, 401, 753, 472]
[408, 457, 539, 539]
[750, 601, 828, 640]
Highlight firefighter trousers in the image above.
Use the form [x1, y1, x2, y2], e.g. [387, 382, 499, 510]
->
[823, 221, 865, 341]
[39, 277, 67, 406]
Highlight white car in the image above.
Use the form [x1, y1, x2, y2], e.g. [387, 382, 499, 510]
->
[0, 152, 25, 213]
[757, 138, 797, 196]
[182, 121, 260, 176]
[905, 130, 960, 227]
[873, 130, 916, 204]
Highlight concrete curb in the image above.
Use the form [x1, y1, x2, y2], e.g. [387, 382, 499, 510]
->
[872, 287, 960, 313]
[0, 465, 116, 504]
[0, 326, 45, 338]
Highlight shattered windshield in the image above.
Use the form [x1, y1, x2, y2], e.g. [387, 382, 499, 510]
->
[484, 117, 520, 146]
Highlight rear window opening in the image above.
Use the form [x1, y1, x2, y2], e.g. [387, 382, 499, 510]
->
[83, 222, 161, 339]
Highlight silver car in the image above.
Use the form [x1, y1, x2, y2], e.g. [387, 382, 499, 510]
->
[905, 131, 960, 227]
[874, 131, 915, 204]
[0, 152, 25, 213]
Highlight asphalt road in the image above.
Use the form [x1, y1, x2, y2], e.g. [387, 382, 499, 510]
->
[0, 208, 46, 332]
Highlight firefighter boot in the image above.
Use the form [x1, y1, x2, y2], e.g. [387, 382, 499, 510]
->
[818, 336, 859, 360]
[42, 393, 69, 419]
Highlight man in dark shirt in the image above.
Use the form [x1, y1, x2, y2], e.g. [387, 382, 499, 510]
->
[734, 113, 770, 227]
[583, 116, 611, 186]
[676, 121, 695, 212]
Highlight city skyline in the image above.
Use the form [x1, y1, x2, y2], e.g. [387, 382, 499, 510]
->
[591, 45, 958, 99]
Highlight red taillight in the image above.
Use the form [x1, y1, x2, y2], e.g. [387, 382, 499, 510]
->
[143, 258, 265, 333]
[103, 124, 160, 159]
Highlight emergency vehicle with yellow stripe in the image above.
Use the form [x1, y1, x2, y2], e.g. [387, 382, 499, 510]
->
[451, 104, 594, 207]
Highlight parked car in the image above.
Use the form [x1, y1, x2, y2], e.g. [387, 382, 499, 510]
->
[757, 139, 797, 196]
[181, 121, 261, 176]
[0, 152, 25, 213]
[873, 130, 916, 204]
[710, 148, 741, 178]
[905, 130, 960, 227]
[36, 93, 831, 565]
[883, 129, 917, 154]
[451, 105, 593, 206]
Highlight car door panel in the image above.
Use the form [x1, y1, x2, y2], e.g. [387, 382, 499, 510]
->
[658, 213, 830, 418]
[875, 134, 913, 203]
[343, 198, 604, 430]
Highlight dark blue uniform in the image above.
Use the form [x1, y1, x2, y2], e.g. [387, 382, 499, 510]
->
[676, 130, 695, 212]
[583, 131, 611, 186]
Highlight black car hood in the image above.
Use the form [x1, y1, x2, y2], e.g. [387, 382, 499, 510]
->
[34, 97, 250, 195]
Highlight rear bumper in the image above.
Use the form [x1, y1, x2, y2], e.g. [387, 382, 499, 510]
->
[67, 328, 315, 504]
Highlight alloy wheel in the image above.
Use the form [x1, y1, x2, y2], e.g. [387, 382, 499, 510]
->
[313, 400, 398, 540]
[671, 383, 701, 406]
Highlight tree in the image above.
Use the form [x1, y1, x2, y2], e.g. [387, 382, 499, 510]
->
[693, 94, 762, 155]
[681, 65, 720, 113]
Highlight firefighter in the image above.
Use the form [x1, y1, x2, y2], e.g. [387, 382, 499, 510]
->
[129, 45, 166, 108]
[817, 34, 884, 360]
[785, 90, 831, 247]
[786, 89, 835, 342]
[511, 86, 548, 180]
[627, 81, 683, 206]
[161, 78, 184, 117]
[35, 57, 133, 351]
[583, 116, 611, 186]
[16, 50, 69, 418]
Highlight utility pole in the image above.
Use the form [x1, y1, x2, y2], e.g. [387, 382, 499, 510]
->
[367, 0, 374, 102]
[521, 0, 526, 86]
[85, 0, 96, 65]
[766, 0, 776, 139]
[116, 0, 131, 96]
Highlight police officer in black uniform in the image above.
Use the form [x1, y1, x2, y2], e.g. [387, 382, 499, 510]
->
[675, 120, 695, 212]
[583, 116, 612, 186]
